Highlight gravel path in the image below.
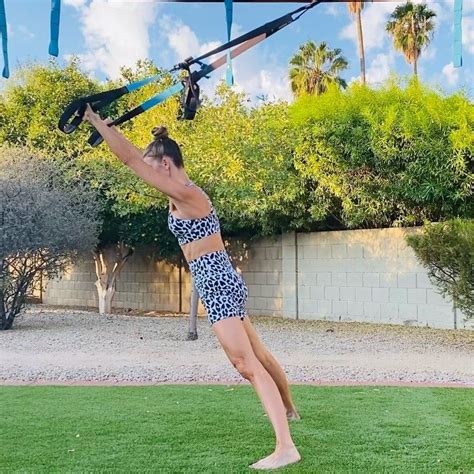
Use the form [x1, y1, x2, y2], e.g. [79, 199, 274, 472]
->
[1, 305, 473, 387]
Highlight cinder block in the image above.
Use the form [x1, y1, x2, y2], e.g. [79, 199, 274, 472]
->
[364, 302, 381, 319]
[266, 272, 280, 285]
[416, 272, 432, 289]
[325, 286, 340, 301]
[398, 273, 417, 288]
[355, 287, 372, 302]
[347, 301, 363, 316]
[243, 272, 257, 285]
[379, 273, 397, 288]
[298, 285, 310, 300]
[303, 246, 318, 259]
[310, 286, 324, 300]
[347, 273, 363, 287]
[427, 289, 451, 306]
[332, 272, 347, 287]
[317, 244, 332, 259]
[296, 233, 312, 246]
[389, 288, 407, 304]
[340, 287, 356, 301]
[298, 258, 318, 273]
[398, 243, 415, 258]
[398, 303, 418, 320]
[317, 273, 332, 286]
[312, 258, 338, 272]
[247, 296, 256, 308]
[347, 244, 363, 258]
[301, 299, 317, 317]
[282, 258, 296, 274]
[333, 301, 348, 316]
[254, 297, 267, 310]
[363, 273, 380, 287]
[373, 288, 389, 303]
[380, 303, 398, 319]
[407, 289, 427, 304]
[266, 247, 279, 260]
[318, 300, 332, 316]
[331, 244, 347, 259]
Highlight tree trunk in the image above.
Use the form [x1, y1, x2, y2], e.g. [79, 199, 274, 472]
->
[95, 283, 115, 314]
[356, 9, 366, 84]
[187, 280, 199, 340]
[414, 55, 418, 77]
[93, 242, 133, 315]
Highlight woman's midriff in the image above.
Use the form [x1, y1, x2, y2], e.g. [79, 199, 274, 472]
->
[181, 233, 225, 262]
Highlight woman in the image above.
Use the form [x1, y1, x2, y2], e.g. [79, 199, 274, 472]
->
[82, 104, 301, 470]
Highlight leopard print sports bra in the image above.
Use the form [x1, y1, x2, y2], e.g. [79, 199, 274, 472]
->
[168, 182, 221, 245]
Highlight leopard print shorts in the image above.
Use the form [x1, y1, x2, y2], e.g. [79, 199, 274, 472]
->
[189, 250, 248, 326]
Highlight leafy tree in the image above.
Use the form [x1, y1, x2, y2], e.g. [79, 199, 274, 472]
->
[289, 41, 348, 97]
[0, 60, 182, 314]
[406, 219, 474, 322]
[289, 79, 474, 228]
[348, 1, 366, 85]
[386, 1, 436, 77]
[0, 146, 101, 329]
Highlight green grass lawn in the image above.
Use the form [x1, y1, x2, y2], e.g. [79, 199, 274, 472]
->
[1, 384, 472, 473]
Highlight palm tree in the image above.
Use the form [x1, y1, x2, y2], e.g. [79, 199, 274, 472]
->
[348, 1, 366, 84]
[385, 1, 436, 77]
[289, 41, 348, 97]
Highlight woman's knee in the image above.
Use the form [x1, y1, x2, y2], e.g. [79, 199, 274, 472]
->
[232, 355, 263, 380]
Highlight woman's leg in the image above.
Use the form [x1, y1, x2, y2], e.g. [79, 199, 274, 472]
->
[241, 317, 300, 420]
[212, 316, 301, 470]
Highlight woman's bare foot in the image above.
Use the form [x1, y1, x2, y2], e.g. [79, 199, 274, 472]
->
[249, 445, 301, 470]
[286, 407, 301, 421]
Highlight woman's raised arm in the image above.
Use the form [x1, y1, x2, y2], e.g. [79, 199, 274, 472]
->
[82, 104, 190, 201]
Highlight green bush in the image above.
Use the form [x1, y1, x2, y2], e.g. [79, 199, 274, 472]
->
[290, 79, 474, 229]
[406, 219, 474, 320]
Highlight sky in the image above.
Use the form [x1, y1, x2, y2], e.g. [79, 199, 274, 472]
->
[1, 0, 473, 102]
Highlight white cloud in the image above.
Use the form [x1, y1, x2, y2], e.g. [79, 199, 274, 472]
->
[159, 15, 221, 61]
[158, 18, 292, 104]
[366, 52, 396, 85]
[324, 3, 341, 17]
[7, 22, 12, 38]
[18, 25, 35, 39]
[442, 62, 460, 85]
[340, 0, 448, 54]
[340, 2, 398, 52]
[462, 16, 474, 54]
[421, 45, 437, 61]
[70, 0, 159, 79]
[63, 0, 87, 8]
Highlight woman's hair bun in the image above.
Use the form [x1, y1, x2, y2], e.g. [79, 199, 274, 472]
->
[152, 125, 168, 140]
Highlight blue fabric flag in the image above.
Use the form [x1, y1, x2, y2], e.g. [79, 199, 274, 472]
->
[225, 0, 234, 86]
[49, 0, 61, 57]
[0, 0, 9, 78]
[453, 0, 463, 68]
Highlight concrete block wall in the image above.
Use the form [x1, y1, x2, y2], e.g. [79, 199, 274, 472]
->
[289, 228, 470, 329]
[43, 245, 205, 314]
[230, 237, 283, 317]
[43, 238, 282, 317]
[42, 229, 471, 330]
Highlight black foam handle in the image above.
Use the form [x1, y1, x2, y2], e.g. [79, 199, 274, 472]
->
[58, 87, 127, 135]
[88, 130, 104, 147]
[58, 100, 87, 134]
